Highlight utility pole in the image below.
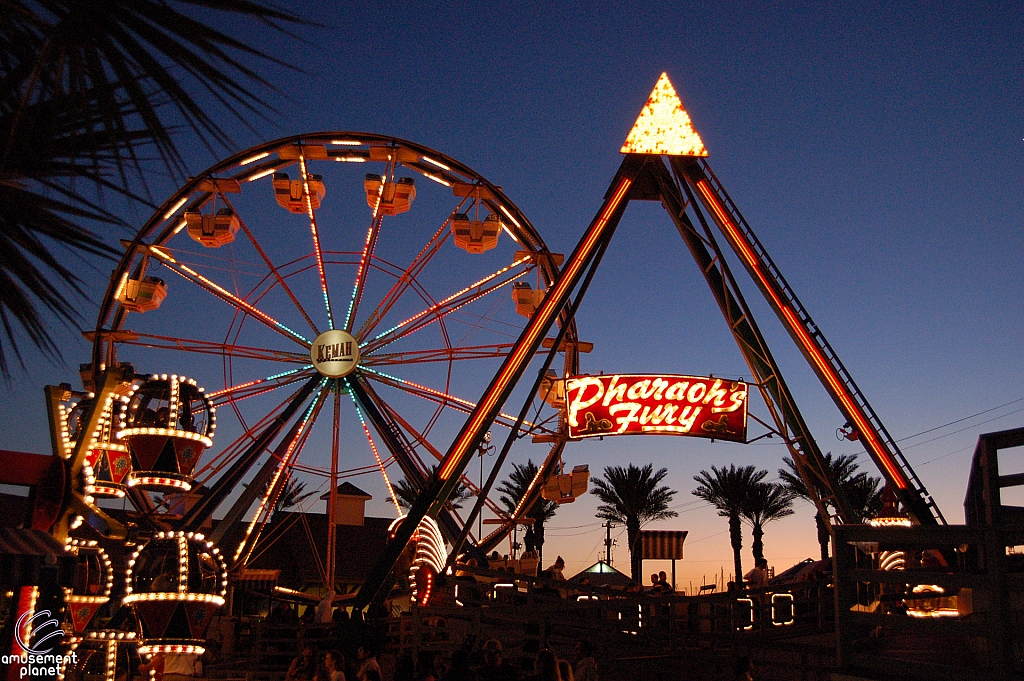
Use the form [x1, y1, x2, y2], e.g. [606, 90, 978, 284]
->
[604, 521, 614, 565]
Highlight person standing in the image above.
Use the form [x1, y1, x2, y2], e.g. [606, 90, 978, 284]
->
[356, 645, 381, 681]
[287, 645, 317, 681]
[657, 571, 672, 594]
[743, 559, 768, 590]
[324, 651, 346, 681]
[571, 641, 596, 681]
[316, 590, 336, 623]
[476, 639, 521, 681]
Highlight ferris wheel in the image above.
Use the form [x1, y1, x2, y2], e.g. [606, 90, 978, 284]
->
[88, 132, 579, 570]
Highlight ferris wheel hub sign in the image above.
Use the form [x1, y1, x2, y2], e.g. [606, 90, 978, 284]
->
[311, 330, 360, 377]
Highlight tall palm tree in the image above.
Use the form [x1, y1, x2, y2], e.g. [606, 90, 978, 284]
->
[497, 460, 557, 569]
[270, 477, 315, 521]
[741, 482, 795, 565]
[591, 463, 677, 582]
[692, 465, 766, 587]
[778, 453, 882, 559]
[394, 467, 471, 511]
[843, 471, 885, 521]
[0, 0, 304, 374]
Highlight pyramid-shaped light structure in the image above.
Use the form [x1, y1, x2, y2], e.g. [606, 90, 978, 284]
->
[621, 73, 707, 156]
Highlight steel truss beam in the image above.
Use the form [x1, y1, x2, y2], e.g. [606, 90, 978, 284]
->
[645, 158, 855, 527]
[675, 157, 943, 526]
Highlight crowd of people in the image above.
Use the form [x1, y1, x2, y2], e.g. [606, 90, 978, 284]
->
[284, 638, 598, 681]
[286, 643, 383, 681]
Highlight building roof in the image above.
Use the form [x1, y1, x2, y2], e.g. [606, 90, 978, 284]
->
[245, 511, 394, 589]
[318, 481, 373, 501]
[567, 560, 633, 588]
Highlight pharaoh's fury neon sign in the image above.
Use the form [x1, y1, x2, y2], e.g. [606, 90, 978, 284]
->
[565, 374, 747, 442]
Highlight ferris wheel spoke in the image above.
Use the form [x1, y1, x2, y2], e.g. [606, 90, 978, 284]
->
[355, 220, 452, 341]
[144, 245, 311, 348]
[345, 390, 402, 512]
[361, 257, 531, 355]
[298, 152, 335, 329]
[360, 367, 550, 433]
[192, 378, 319, 483]
[207, 367, 316, 407]
[219, 192, 321, 337]
[362, 343, 516, 366]
[116, 332, 309, 364]
[378, 398, 508, 518]
[343, 213, 385, 332]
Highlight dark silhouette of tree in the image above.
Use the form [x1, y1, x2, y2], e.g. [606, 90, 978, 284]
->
[497, 460, 557, 569]
[692, 465, 766, 587]
[741, 482, 795, 565]
[270, 477, 314, 521]
[778, 453, 883, 559]
[591, 463, 677, 582]
[0, 0, 305, 374]
[394, 467, 471, 511]
[843, 470, 885, 521]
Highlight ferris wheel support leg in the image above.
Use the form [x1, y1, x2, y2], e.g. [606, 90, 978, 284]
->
[348, 376, 464, 544]
[354, 156, 649, 612]
[211, 392, 324, 566]
[676, 157, 942, 526]
[180, 375, 324, 532]
[646, 157, 855, 528]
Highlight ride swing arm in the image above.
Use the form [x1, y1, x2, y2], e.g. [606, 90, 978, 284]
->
[644, 157, 856, 528]
[354, 154, 650, 610]
[674, 157, 944, 526]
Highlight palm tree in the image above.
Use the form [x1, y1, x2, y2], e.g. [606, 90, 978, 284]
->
[692, 465, 766, 587]
[591, 463, 678, 582]
[0, 0, 304, 374]
[270, 477, 315, 521]
[844, 471, 885, 521]
[394, 467, 471, 511]
[778, 453, 883, 559]
[497, 460, 557, 569]
[741, 482, 795, 565]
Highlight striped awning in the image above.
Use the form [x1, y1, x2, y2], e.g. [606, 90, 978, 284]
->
[639, 530, 688, 560]
[0, 528, 65, 556]
[235, 569, 280, 594]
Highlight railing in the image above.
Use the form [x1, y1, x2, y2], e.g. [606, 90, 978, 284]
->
[834, 523, 1024, 681]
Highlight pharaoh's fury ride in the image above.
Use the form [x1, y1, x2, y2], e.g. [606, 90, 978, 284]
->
[2, 74, 946, 669]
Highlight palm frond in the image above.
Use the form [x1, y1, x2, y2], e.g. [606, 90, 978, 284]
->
[0, 0, 308, 375]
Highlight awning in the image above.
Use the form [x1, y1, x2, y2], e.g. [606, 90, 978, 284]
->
[0, 528, 66, 556]
[235, 568, 280, 594]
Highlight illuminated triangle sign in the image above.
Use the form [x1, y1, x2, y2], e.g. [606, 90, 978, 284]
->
[621, 73, 708, 156]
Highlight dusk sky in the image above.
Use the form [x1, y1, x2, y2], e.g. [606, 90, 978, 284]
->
[2, 1, 1022, 588]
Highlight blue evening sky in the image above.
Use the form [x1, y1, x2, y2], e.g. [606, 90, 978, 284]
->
[1, 1, 1022, 586]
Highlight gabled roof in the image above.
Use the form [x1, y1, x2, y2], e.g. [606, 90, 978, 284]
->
[245, 511, 393, 589]
[318, 481, 372, 500]
[567, 560, 632, 587]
